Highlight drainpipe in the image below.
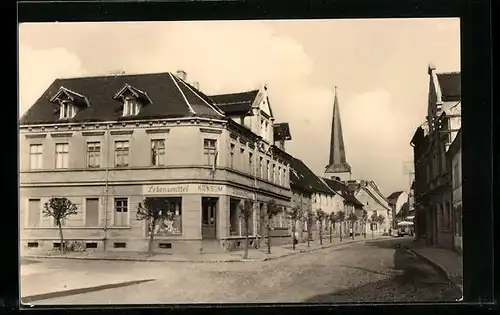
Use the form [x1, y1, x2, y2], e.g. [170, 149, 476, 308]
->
[103, 125, 110, 251]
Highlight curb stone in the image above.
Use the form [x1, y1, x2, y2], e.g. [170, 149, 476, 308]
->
[405, 247, 462, 290]
[21, 278, 156, 304]
[23, 237, 389, 264]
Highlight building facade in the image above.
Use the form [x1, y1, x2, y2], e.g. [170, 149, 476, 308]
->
[410, 65, 461, 249]
[20, 71, 293, 254]
[448, 129, 462, 254]
[387, 191, 409, 229]
[347, 180, 392, 235]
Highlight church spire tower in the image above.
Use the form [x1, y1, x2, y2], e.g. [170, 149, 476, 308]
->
[324, 86, 352, 182]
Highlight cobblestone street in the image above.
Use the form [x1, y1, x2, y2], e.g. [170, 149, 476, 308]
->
[21, 238, 461, 305]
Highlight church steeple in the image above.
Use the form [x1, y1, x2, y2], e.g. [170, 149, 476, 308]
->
[325, 86, 351, 181]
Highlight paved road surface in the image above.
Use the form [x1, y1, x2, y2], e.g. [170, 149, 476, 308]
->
[22, 238, 461, 304]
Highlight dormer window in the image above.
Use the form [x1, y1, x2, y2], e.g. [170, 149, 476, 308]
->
[123, 97, 140, 116]
[50, 86, 90, 120]
[60, 101, 75, 119]
[113, 84, 153, 117]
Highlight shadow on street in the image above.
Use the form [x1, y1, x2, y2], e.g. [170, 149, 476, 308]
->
[303, 239, 462, 303]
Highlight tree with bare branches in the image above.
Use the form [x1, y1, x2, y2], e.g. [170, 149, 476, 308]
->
[238, 199, 254, 259]
[43, 197, 78, 254]
[136, 197, 175, 256]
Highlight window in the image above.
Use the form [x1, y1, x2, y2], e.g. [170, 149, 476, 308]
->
[272, 163, 276, 183]
[278, 167, 282, 185]
[28, 199, 41, 227]
[240, 148, 245, 171]
[282, 168, 287, 186]
[151, 197, 182, 236]
[55, 143, 69, 169]
[114, 198, 128, 226]
[60, 101, 74, 119]
[115, 141, 129, 167]
[453, 163, 460, 188]
[229, 143, 235, 168]
[203, 139, 217, 166]
[85, 198, 99, 227]
[29, 144, 43, 170]
[151, 139, 165, 166]
[249, 152, 253, 174]
[259, 157, 264, 178]
[87, 142, 101, 168]
[123, 98, 140, 116]
[265, 160, 270, 181]
[229, 199, 240, 236]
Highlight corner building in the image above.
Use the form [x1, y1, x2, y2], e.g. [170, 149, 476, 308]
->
[19, 71, 292, 254]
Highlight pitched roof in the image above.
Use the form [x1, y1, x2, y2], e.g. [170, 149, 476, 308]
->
[322, 177, 364, 207]
[437, 72, 461, 102]
[273, 122, 292, 141]
[289, 157, 332, 195]
[209, 90, 259, 115]
[387, 191, 404, 202]
[20, 72, 224, 125]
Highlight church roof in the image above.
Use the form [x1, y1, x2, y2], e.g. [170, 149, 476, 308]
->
[325, 87, 351, 174]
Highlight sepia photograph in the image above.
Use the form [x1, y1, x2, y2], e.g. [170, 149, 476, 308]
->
[19, 18, 463, 305]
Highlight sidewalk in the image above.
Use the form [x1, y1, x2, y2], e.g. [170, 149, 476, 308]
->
[406, 241, 463, 289]
[22, 236, 390, 264]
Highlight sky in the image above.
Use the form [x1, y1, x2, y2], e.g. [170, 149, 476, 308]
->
[18, 18, 460, 196]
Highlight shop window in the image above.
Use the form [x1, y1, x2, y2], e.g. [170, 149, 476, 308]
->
[229, 199, 240, 236]
[85, 242, 98, 249]
[151, 197, 183, 236]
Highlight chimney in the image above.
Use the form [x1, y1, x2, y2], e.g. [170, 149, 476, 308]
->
[428, 63, 436, 75]
[192, 81, 200, 90]
[176, 70, 187, 81]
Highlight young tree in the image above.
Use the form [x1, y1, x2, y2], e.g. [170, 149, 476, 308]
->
[370, 212, 378, 238]
[336, 211, 346, 241]
[43, 197, 78, 255]
[328, 212, 337, 243]
[315, 209, 327, 245]
[304, 208, 314, 247]
[238, 199, 254, 259]
[136, 197, 174, 256]
[361, 210, 368, 239]
[265, 199, 283, 254]
[377, 214, 386, 234]
[347, 212, 358, 240]
[287, 205, 303, 250]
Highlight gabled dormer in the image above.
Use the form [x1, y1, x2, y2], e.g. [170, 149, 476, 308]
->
[113, 84, 153, 117]
[49, 86, 90, 120]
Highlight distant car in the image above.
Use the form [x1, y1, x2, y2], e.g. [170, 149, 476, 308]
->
[397, 226, 414, 237]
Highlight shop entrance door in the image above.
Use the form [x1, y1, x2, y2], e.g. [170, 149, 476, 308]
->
[202, 197, 218, 239]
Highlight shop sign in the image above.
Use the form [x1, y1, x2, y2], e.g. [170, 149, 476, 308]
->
[143, 184, 226, 195]
[231, 187, 253, 199]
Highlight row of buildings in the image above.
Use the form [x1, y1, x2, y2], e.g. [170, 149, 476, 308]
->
[410, 64, 462, 254]
[19, 70, 394, 254]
